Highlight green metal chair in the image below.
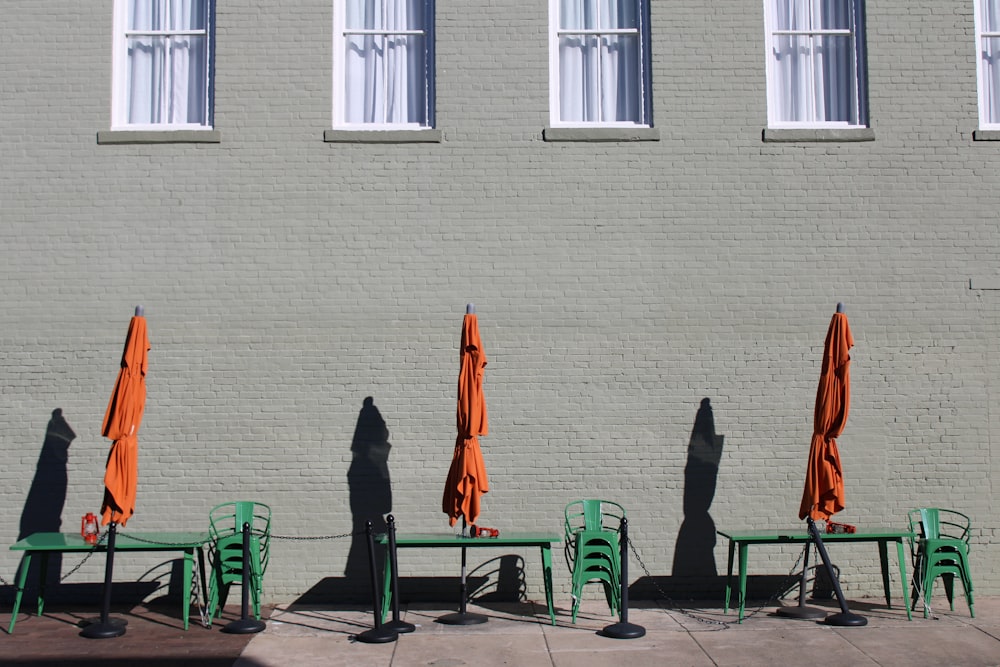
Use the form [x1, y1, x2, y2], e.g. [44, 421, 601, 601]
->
[207, 501, 271, 623]
[907, 508, 974, 618]
[564, 500, 625, 622]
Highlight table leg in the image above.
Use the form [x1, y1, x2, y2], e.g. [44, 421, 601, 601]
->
[182, 548, 194, 630]
[37, 552, 50, 617]
[380, 544, 392, 623]
[878, 540, 892, 609]
[723, 539, 735, 614]
[737, 544, 749, 623]
[7, 553, 32, 634]
[540, 545, 555, 625]
[895, 540, 912, 621]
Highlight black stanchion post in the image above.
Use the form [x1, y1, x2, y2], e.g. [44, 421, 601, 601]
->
[356, 520, 398, 643]
[383, 515, 415, 634]
[81, 521, 127, 639]
[806, 518, 866, 627]
[222, 521, 266, 634]
[601, 516, 645, 639]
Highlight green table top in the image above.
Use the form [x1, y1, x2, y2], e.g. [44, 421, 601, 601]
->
[11, 531, 211, 551]
[377, 532, 561, 546]
[717, 528, 913, 542]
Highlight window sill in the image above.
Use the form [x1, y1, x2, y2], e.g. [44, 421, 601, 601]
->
[762, 128, 875, 143]
[323, 129, 442, 143]
[543, 127, 659, 142]
[97, 130, 221, 144]
[973, 130, 1000, 141]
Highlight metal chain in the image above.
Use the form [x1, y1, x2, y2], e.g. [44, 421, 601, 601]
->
[627, 534, 807, 626]
[269, 531, 359, 541]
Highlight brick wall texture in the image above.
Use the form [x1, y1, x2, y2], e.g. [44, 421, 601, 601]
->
[2, 1, 999, 606]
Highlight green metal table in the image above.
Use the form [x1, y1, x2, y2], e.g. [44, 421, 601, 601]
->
[8, 531, 210, 633]
[378, 532, 561, 625]
[716, 527, 914, 623]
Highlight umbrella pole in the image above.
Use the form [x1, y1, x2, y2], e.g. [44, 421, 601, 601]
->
[437, 518, 487, 625]
[80, 521, 127, 639]
[806, 518, 867, 627]
[775, 542, 827, 620]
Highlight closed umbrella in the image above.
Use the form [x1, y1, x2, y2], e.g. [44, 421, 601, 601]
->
[100, 309, 149, 527]
[439, 304, 489, 625]
[442, 306, 489, 529]
[82, 305, 149, 639]
[791, 303, 865, 627]
[799, 306, 853, 522]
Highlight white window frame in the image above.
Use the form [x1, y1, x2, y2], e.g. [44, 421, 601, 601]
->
[331, 0, 435, 130]
[548, 0, 653, 128]
[763, 0, 868, 129]
[110, 0, 214, 131]
[975, 0, 1000, 130]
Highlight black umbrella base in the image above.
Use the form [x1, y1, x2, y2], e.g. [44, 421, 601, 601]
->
[600, 621, 646, 639]
[384, 619, 416, 633]
[222, 618, 267, 634]
[355, 626, 399, 643]
[775, 604, 827, 620]
[823, 611, 867, 627]
[436, 611, 488, 625]
[80, 617, 127, 639]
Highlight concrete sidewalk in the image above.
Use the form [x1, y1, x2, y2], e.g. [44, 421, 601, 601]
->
[3, 595, 997, 666]
[237, 596, 1000, 667]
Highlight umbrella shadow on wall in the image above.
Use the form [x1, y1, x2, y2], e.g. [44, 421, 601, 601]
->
[5, 409, 76, 604]
[343, 397, 393, 595]
[672, 398, 724, 579]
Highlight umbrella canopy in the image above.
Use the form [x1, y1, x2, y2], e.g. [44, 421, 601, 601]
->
[799, 310, 853, 521]
[100, 313, 149, 527]
[442, 311, 489, 527]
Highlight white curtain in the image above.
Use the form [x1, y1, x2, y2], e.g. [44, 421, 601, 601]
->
[982, 0, 1000, 124]
[344, 0, 427, 125]
[558, 0, 641, 123]
[772, 0, 854, 124]
[126, 0, 208, 126]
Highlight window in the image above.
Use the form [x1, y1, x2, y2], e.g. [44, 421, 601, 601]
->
[332, 0, 434, 128]
[763, 0, 868, 128]
[111, 0, 214, 129]
[976, 0, 1000, 129]
[548, 0, 652, 127]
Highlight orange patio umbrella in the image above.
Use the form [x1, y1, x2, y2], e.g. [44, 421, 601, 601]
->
[100, 307, 150, 527]
[442, 306, 489, 529]
[799, 305, 853, 522]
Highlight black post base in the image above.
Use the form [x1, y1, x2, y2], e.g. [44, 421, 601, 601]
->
[222, 618, 267, 634]
[823, 611, 868, 627]
[80, 617, 127, 639]
[383, 619, 416, 633]
[355, 626, 399, 643]
[436, 611, 488, 625]
[775, 604, 827, 620]
[600, 621, 646, 639]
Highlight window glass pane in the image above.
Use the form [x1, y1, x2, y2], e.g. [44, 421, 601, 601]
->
[347, 0, 423, 31]
[603, 34, 640, 122]
[772, 34, 813, 122]
[344, 34, 426, 124]
[985, 36, 1000, 123]
[171, 0, 207, 31]
[126, 37, 166, 124]
[128, 1, 206, 32]
[774, 0, 809, 31]
[985, 0, 1000, 32]
[816, 0, 851, 31]
[819, 34, 854, 121]
[129, 0, 165, 30]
